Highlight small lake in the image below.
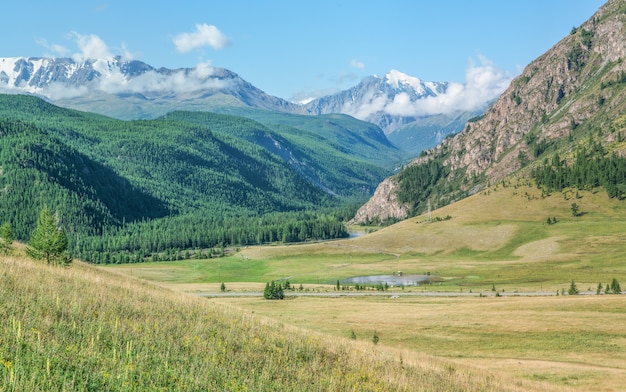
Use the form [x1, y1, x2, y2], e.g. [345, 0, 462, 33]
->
[341, 274, 430, 287]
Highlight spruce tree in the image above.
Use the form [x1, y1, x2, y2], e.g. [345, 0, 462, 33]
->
[26, 207, 72, 266]
[568, 280, 579, 295]
[610, 278, 622, 294]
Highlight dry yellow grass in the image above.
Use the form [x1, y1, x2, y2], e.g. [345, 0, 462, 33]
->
[2, 249, 568, 391]
[103, 182, 626, 390]
[218, 294, 626, 391]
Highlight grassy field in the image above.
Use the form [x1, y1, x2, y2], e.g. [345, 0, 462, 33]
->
[105, 182, 626, 390]
[218, 295, 626, 391]
[110, 182, 626, 294]
[1, 246, 559, 391]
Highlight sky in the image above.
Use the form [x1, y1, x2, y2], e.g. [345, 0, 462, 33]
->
[0, 0, 607, 103]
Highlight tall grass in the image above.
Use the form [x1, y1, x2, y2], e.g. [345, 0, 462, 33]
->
[0, 252, 556, 391]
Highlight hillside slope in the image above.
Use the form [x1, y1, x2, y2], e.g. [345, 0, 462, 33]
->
[0, 250, 556, 391]
[0, 94, 398, 261]
[352, 0, 626, 223]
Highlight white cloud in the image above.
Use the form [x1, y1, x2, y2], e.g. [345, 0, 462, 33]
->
[173, 24, 231, 53]
[344, 91, 388, 119]
[70, 32, 114, 62]
[119, 42, 134, 61]
[45, 83, 90, 100]
[413, 56, 511, 116]
[192, 60, 216, 79]
[350, 56, 512, 119]
[350, 59, 365, 69]
[92, 60, 228, 96]
[289, 87, 340, 104]
[36, 38, 70, 57]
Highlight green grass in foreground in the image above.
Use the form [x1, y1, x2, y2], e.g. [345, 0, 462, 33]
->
[1, 249, 558, 391]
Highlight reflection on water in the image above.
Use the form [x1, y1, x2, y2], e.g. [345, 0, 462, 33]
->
[341, 274, 430, 287]
[348, 231, 366, 239]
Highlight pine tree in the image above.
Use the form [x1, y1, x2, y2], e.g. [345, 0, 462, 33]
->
[568, 280, 579, 295]
[610, 278, 622, 294]
[263, 281, 284, 300]
[26, 207, 72, 266]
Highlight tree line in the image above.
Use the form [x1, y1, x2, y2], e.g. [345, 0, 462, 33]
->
[531, 145, 626, 198]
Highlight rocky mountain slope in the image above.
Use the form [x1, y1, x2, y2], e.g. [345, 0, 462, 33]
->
[352, 0, 626, 224]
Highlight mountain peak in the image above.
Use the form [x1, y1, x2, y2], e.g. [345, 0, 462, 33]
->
[384, 69, 423, 91]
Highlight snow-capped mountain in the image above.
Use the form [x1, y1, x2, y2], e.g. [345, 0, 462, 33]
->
[0, 57, 306, 119]
[0, 57, 495, 155]
[304, 70, 451, 134]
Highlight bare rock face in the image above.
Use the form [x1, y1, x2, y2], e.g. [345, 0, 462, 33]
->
[349, 177, 410, 224]
[352, 0, 626, 223]
[445, 0, 626, 183]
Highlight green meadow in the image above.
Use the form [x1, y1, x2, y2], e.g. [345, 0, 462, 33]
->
[106, 182, 626, 390]
[111, 181, 626, 293]
[2, 245, 559, 391]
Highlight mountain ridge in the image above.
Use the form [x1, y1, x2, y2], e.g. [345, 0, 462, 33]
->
[0, 56, 494, 155]
[351, 0, 626, 224]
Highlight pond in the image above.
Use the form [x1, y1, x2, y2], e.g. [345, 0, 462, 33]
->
[340, 274, 431, 287]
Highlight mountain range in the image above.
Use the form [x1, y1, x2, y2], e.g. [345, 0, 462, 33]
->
[0, 57, 488, 155]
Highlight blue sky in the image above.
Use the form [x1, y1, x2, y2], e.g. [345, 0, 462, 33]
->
[1, 0, 606, 102]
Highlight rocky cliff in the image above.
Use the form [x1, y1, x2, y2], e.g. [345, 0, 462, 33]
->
[352, 0, 626, 224]
[348, 177, 410, 224]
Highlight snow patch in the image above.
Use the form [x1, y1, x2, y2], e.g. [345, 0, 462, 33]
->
[385, 69, 425, 94]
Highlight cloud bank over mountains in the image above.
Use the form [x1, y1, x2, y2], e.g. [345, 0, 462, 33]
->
[324, 56, 511, 120]
[2, 32, 512, 120]
[387, 57, 510, 117]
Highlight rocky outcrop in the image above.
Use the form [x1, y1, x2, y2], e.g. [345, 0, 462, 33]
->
[443, 0, 626, 183]
[349, 177, 410, 224]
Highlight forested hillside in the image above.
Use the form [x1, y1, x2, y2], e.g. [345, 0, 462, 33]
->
[161, 110, 399, 196]
[0, 94, 393, 263]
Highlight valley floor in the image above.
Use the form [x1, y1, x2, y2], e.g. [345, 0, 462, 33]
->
[105, 182, 626, 391]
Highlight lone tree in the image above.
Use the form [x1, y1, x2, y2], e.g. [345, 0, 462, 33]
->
[26, 207, 72, 266]
[568, 280, 579, 295]
[0, 222, 14, 254]
[610, 278, 622, 294]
